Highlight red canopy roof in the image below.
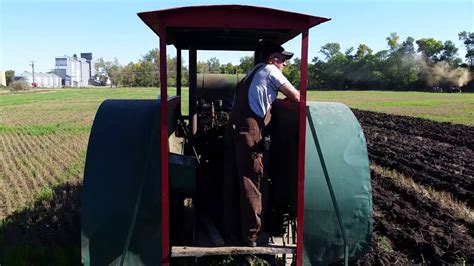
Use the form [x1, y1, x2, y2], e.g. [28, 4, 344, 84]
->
[138, 5, 330, 50]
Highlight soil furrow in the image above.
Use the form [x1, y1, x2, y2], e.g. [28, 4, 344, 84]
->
[353, 109, 474, 149]
[19, 134, 58, 187]
[33, 134, 76, 184]
[0, 135, 13, 218]
[44, 132, 79, 160]
[1, 134, 29, 208]
[358, 120, 474, 206]
[13, 133, 44, 194]
[368, 148, 473, 206]
[371, 170, 474, 263]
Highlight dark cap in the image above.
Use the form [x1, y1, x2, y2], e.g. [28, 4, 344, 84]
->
[261, 44, 294, 61]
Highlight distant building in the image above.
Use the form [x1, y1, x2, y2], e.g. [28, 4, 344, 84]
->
[0, 70, 6, 86]
[14, 71, 61, 88]
[54, 53, 93, 87]
[81, 53, 93, 85]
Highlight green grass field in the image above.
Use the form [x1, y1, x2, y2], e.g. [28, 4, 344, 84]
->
[308, 90, 474, 125]
[2, 87, 473, 125]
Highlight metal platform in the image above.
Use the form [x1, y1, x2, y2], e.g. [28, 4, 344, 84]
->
[171, 244, 296, 257]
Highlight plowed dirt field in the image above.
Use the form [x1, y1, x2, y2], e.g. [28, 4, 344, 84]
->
[354, 110, 473, 264]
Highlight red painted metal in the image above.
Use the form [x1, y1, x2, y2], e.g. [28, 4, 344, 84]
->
[138, 5, 329, 40]
[159, 27, 170, 265]
[188, 47, 197, 134]
[296, 29, 309, 266]
[154, 10, 306, 30]
[138, 5, 330, 263]
[176, 49, 181, 96]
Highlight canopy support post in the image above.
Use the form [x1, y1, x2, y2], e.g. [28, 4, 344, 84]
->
[159, 26, 170, 266]
[189, 46, 197, 135]
[296, 29, 309, 266]
[177, 48, 182, 97]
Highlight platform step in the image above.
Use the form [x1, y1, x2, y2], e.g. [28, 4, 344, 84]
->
[171, 244, 296, 257]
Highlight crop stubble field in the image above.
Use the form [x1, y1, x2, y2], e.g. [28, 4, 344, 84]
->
[0, 88, 473, 264]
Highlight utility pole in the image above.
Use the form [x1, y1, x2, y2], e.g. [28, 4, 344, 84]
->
[29, 61, 36, 85]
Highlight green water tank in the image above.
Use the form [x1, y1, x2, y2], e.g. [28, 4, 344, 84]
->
[303, 102, 372, 265]
[269, 100, 372, 264]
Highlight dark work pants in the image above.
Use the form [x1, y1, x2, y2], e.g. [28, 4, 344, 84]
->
[223, 117, 265, 242]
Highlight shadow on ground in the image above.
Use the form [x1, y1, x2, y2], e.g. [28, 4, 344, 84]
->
[0, 182, 82, 266]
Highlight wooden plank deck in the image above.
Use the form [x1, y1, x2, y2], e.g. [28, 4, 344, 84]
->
[171, 244, 296, 257]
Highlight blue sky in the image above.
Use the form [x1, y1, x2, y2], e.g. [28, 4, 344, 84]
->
[0, 0, 472, 74]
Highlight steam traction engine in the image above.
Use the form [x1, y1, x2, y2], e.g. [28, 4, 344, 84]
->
[81, 5, 372, 265]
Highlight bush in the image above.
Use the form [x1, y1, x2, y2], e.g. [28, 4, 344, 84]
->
[10, 80, 29, 91]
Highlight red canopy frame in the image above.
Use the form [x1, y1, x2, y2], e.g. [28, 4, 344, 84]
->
[138, 5, 330, 265]
[298, 29, 309, 264]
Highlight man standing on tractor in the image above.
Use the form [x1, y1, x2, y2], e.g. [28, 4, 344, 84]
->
[223, 44, 300, 247]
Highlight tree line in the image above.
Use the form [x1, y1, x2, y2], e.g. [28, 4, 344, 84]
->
[6, 31, 470, 91]
[95, 31, 472, 91]
[93, 50, 255, 88]
[303, 31, 473, 91]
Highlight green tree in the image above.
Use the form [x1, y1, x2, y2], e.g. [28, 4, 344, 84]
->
[5, 70, 15, 86]
[220, 63, 236, 74]
[416, 38, 444, 63]
[180, 60, 189, 87]
[320, 42, 342, 60]
[386, 32, 400, 52]
[142, 48, 160, 66]
[197, 61, 209, 73]
[320, 54, 349, 89]
[308, 57, 323, 89]
[458, 31, 474, 67]
[355, 44, 373, 60]
[122, 62, 137, 87]
[382, 36, 420, 90]
[375, 50, 389, 61]
[136, 61, 156, 87]
[345, 47, 354, 58]
[94, 57, 122, 86]
[167, 56, 177, 86]
[317, 42, 354, 89]
[347, 44, 382, 89]
[283, 58, 300, 87]
[400, 37, 416, 56]
[108, 64, 123, 86]
[440, 40, 461, 66]
[207, 57, 221, 73]
[167, 56, 188, 86]
[140, 49, 160, 86]
[238, 56, 254, 73]
[140, 48, 162, 87]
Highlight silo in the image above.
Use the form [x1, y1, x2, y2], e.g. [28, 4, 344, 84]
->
[52, 74, 58, 87]
[56, 74, 62, 87]
[21, 71, 33, 86]
[79, 58, 89, 86]
[37, 73, 46, 87]
[0, 71, 6, 86]
[47, 73, 54, 88]
[35, 73, 42, 87]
